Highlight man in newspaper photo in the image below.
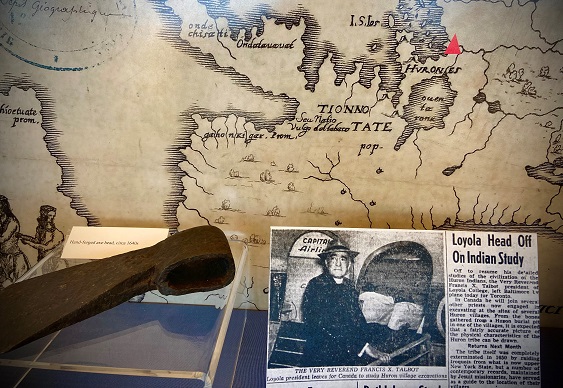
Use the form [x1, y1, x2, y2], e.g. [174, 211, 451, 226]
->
[268, 228, 446, 372]
[301, 238, 391, 366]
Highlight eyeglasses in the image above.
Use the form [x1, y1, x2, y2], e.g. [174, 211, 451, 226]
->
[326, 254, 350, 265]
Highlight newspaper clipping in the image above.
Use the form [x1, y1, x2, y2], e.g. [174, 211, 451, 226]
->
[266, 227, 540, 388]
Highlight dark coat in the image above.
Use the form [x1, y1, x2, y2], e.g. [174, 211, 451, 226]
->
[301, 272, 369, 366]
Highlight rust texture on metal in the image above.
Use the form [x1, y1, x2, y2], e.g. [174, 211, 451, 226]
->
[0, 225, 235, 354]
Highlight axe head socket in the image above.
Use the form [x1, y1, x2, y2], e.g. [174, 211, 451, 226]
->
[157, 254, 235, 295]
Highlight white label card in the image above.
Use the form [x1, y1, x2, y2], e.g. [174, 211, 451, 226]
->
[61, 226, 169, 259]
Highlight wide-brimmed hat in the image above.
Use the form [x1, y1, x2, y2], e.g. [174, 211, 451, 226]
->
[318, 238, 359, 261]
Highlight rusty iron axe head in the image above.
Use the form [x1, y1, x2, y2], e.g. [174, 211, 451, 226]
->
[0, 225, 235, 354]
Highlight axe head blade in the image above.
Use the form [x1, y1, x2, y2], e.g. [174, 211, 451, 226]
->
[0, 225, 235, 353]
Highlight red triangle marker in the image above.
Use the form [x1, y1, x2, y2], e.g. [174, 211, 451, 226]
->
[444, 34, 461, 55]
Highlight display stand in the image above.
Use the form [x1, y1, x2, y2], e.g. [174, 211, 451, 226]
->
[0, 239, 248, 388]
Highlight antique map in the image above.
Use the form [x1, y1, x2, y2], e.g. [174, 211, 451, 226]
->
[0, 0, 561, 325]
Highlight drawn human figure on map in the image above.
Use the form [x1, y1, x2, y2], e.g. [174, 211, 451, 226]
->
[301, 238, 390, 366]
[0, 195, 30, 288]
[20, 205, 64, 265]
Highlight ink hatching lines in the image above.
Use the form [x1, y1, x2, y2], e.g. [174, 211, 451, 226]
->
[0, 74, 99, 226]
[150, 0, 299, 229]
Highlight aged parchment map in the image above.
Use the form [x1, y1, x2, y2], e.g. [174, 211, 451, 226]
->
[1, 0, 562, 325]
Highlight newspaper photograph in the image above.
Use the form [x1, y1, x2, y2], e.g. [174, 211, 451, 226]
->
[266, 227, 540, 388]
